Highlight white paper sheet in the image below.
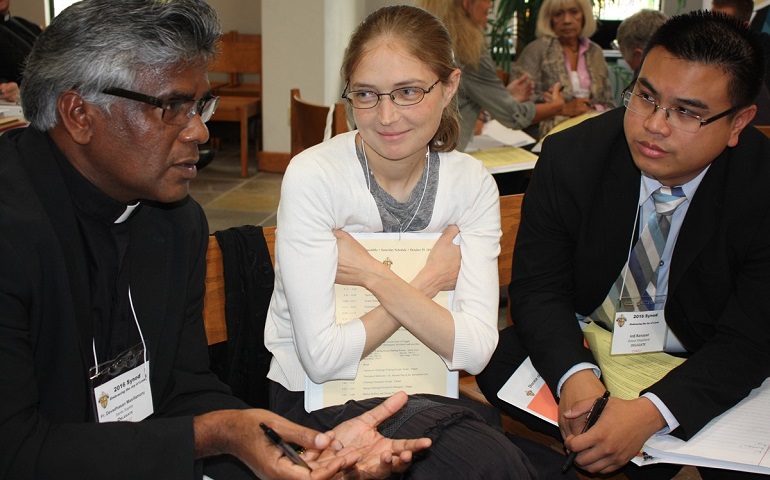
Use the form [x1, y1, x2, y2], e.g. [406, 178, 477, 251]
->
[304, 232, 458, 412]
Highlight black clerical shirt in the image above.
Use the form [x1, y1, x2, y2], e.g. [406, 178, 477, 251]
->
[52, 143, 142, 366]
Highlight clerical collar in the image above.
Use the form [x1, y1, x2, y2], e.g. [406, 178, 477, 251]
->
[50, 137, 142, 225]
[115, 203, 140, 224]
[3, 13, 10, 21]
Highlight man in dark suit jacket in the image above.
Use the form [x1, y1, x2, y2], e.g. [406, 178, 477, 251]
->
[0, 1, 430, 479]
[477, 11, 770, 480]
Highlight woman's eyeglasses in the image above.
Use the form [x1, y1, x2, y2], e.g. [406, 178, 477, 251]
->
[341, 79, 441, 109]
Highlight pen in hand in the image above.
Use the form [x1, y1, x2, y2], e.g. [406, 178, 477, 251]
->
[561, 391, 610, 474]
[260, 422, 313, 471]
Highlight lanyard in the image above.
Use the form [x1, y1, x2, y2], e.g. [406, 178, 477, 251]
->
[91, 285, 147, 376]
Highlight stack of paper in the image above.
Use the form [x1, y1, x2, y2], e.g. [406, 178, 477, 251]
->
[497, 322, 770, 475]
[0, 101, 24, 118]
[305, 233, 457, 413]
[465, 120, 536, 152]
[634, 379, 770, 474]
[531, 111, 604, 153]
[469, 147, 538, 174]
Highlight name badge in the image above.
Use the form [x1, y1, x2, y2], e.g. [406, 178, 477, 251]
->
[611, 310, 667, 354]
[90, 344, 154, 423]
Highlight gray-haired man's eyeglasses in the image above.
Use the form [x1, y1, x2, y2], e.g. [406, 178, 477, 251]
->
[102, 87, 219, 125]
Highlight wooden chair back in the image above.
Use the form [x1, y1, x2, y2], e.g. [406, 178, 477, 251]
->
[204, 194, 521, 345]
[203, 205, 633, 479]
[755, 124, 770, 138]
[203, 235, 226, 345]
[209, 31, 261, 97]
[290, 88, 348, 159]
[498, 194, 523, 289]
[202, 193, 523, 343]
[203, 226, 275, 345]
[496, 68, 510, 87]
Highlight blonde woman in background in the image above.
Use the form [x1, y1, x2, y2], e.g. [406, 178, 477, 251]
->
[515, 0, 615, 137]
[419, 0, 564, 150]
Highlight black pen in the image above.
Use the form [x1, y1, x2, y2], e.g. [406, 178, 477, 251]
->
[260, 422, 313, 471]
[561, 391, 610, 474]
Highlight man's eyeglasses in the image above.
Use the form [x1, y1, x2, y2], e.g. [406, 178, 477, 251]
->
[102, 87, 219, 125]
[341, 79, 441, 109]
[622, 88, 740, 133]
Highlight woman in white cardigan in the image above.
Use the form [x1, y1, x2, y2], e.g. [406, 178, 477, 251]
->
[264, 6, 569, 479]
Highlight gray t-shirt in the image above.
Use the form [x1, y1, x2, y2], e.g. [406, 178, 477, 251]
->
[356, 145, 439, 233]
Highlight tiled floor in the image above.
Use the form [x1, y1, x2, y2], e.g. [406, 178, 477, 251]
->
[189, 140, 282, 233]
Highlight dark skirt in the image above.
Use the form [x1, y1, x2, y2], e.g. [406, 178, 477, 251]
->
[270, 380, 573, 479]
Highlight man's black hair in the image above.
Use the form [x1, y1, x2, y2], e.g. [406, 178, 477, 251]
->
[642, 10, 764, 107]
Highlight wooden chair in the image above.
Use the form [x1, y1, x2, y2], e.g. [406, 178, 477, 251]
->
[207, 31, 263, 177]
[203, 192, 518, 346]
[496, 67, 510, 86]
[203, 235, 227, 345]
[202, 200, 702, 479]
[497, 193, 522, 326]
[456, 194, 641, 480]
[204, 195, 518, 358]
[209, 96, 261, 177]
[754, 124, 770, 138]
[290, 88, 348, 159]
[209, 31, 261, 98]
[458, 193, 527, 417]
[203, 226, 275, 346]
[207, 30, 235, 92]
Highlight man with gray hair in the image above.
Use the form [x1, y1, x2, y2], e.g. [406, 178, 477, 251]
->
[616, 9, 668, 73]
[0, 1, 429, 479]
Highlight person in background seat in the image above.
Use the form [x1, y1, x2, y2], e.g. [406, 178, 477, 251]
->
[0, 0, 41, 103]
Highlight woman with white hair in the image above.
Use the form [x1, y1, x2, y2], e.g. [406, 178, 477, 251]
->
[515, 0, 615, 136]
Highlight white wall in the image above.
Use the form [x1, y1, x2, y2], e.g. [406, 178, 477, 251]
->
[661, 0, 704, 16]
[261, 0, 363, 153]
[261, 1, 324, 153]
[261, 0, 416, 153]
[208, 0, 261, 35]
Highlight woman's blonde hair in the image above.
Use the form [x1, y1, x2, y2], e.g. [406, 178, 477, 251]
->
[341, 5, 461, 151]
[418, 0, 486, 69]
[536, 0, 597, 38]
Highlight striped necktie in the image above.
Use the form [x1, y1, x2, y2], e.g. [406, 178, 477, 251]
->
[589, 186, 686, 329]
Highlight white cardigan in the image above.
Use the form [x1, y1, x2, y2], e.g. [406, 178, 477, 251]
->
[265, 131, 502, 391]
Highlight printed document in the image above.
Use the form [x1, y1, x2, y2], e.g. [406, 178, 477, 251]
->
[469, 147, 538, 174]
[465, 119, 536, 151]
[635, 378, 770, 474]
[305, 232, 457, 412]
[531, 111, 603, 153]
[497, 356, 558, 425]
[498, 321, 770, 474]
[581, 321, 685, 400]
